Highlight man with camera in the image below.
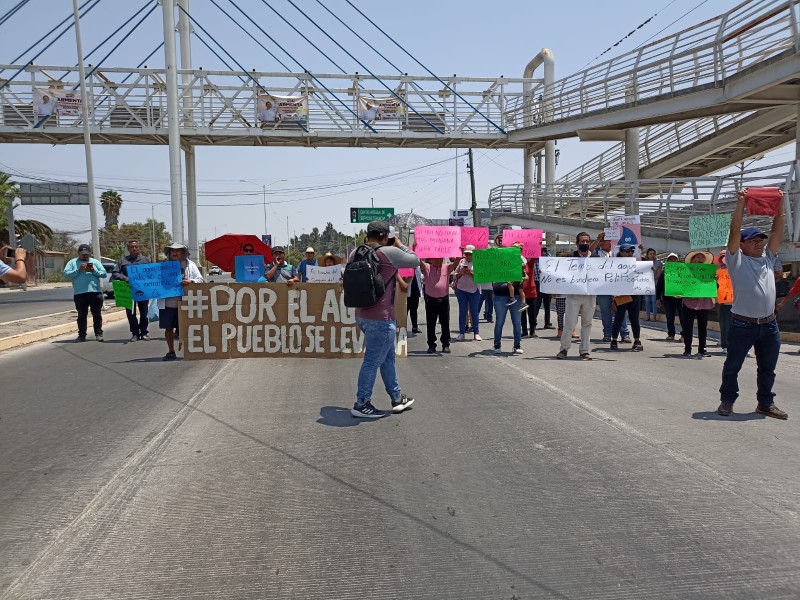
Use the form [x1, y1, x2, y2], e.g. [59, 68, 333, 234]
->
[63, 244, 107, 342]
[0, 245, 27, 284]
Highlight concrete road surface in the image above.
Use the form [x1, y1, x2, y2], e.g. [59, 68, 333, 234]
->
[1, 310, 799, 599]
[0, 286, 77, 323]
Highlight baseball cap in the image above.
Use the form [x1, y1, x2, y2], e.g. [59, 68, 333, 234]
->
[464, 244, 476, 253]
[77, 243, 92, 254]
[367, 220, 390, 236]
[305, 246, 315, 253]
[741, 226, 768, 241]
[619, 244, 636, 251]
[272, 245, 286, 253]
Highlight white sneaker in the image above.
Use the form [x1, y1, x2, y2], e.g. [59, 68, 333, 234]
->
[456, 333, 465, 342]
[474, 333, 482, 341]
[513, 347, 523, 354]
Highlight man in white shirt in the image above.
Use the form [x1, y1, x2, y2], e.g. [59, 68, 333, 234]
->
[159, 243, 204, 361]
[556, 232, 598, 360]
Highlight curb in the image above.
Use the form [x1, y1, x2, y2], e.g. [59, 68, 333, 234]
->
[0, 310, 129, 353]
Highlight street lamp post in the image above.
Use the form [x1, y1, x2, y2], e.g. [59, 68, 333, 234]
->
[240, 179, 286, 238]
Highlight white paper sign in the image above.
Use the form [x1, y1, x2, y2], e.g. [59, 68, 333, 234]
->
[538, 257, 656, 295]
[604, 227, 621, 239]
[306, 265, 342, 283]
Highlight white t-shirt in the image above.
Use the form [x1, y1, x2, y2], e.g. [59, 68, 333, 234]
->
[727, 248, 777, 318]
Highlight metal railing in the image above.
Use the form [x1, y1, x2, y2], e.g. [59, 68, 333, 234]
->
[505, 0, 800, 130]
[0, 65, 542, 144]
[489, 161, 799, 242]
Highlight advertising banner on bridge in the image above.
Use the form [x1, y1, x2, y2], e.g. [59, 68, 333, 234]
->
[538, 257, 656, 295]
[177, 283, 407, 360]
[33, 88, 82, 117]
[358, 96, 406, 121]
[256, 94, 308, 123]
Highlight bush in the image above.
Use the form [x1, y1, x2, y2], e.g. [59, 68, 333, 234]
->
[46, 272, 67, 283]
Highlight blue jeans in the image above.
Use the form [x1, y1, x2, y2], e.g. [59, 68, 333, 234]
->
[355, 317, 401, 405]
[718, 304, 732, 349]
[644, 295, 657, 318]
[493, 295, 522, 349]
[479, 289, 494, 320]
[455, 288, 481, 335]
[719, 318, 781, 406]
[597, 294, 628, 338]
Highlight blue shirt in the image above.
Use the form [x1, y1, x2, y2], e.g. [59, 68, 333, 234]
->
[63, 258, 107, 294]
[297, 258, 318, 282]
[0, 261, 9, 278]
[265, 263, 297, 283]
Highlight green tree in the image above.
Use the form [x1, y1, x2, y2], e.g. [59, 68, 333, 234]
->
[44, 231, 80, 254]
[100, 219, 171, 260]
[0, 172, 55, 246]
[100, 189, 123, 229]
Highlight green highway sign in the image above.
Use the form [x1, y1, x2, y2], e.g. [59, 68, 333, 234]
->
[350, 207, 394, 223]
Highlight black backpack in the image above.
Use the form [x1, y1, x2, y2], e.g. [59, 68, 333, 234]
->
[343, 244, 387, 307]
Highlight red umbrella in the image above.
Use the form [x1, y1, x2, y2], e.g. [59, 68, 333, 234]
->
[204, 234, 273, 273]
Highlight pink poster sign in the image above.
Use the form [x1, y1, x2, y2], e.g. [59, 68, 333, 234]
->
[414, 226, 462, 258]
[397, 268, 415, 278]
[501, 229, 543, 258]
[460, 226, 490, 249]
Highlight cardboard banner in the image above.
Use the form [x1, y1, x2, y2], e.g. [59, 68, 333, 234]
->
[128, 261, 183, 301]
[472, 247, 524, 284]
[460, 227, 489, 249]
[717, 268, 733, 305]
[256, 94, 308, 123]
[664, 262, 718, 298]
[501, 229, 543, 258]
[538, 257, 656, 295]
[306, 265, 342, 283]
[112, 280, 134, 310]
[689, 214, 731, 249]
[357, 96, 406, 121]
[414, 226, 461, 258]
[235, 255, 266, 282]
[178, 283, 407, 359]
[33, 88, 82, 117]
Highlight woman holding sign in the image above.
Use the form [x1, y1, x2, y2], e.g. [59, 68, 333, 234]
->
[681, 251, 716, 358]
[454, 245, 482, 342]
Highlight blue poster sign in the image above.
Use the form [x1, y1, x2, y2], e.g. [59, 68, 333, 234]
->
[128, 260, 184, 301]
[261, 234, 272, 247]
[235, 255, 266, 282]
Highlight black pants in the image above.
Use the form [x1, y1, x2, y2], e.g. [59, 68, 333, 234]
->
[520, 298, 538, 335]
[407, 294, 420, 330]
[612, 296, 641, 340]
[74, 292, 104, 338]
[535, 291, 552, 327]
[662, 296, 684, 337]
[126, 300, 150, 337]
[424, 295, 450, 348]
[683, 307, 709, 353]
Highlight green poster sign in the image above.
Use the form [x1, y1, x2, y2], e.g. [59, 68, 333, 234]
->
[112, 280, 134, 310]
[664, 262, 718, 298]
[350, 207, 394, 223]
[472, 246, 523, 284]
[689, 213, 731, 249]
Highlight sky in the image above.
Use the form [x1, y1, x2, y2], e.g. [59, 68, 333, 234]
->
[1, 0, 781, 248]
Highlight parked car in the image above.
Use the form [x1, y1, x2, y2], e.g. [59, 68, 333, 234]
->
[101, 262, 116, 298]
[209, 265, 222, 275]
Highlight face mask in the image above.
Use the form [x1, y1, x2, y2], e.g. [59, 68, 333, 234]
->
[578, 243, 590, 252]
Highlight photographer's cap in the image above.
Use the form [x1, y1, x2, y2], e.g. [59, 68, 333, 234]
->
[367, 220, 390, 236]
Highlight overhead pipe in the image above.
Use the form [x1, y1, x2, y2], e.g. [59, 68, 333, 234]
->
[522, 49, 554, 217]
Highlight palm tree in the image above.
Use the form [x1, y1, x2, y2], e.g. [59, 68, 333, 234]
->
[100, 189, 123, 228]
[0, 171, 52, 245]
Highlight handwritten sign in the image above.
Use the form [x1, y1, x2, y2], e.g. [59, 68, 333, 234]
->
[127, 260, 183, 301]
[608, 215, 641, 245]
[716, 268, 733, 304]
[538, 258, 656, 295]
[604, 227, 621, 239]
[460, 226, 489, 249]
[501, 229, 543, 258]
[472, 247, 524, 284]
[235, 255, 266, 282]
[413, 226, 461, 258]
[397, 268, 415, 278]
[112, 280, 134, 310]
[178, 283, 407, 359]
[689, 214, 731, 249]
[306, 265, 342, 283]
[664, 262, 717, 298]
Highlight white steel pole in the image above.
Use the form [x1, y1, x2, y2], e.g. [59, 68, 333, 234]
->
[177, 0, 196, 257]
[162, 0, 184, 244]
[72, 0, 101, 259]
[454, 149, 459, 213]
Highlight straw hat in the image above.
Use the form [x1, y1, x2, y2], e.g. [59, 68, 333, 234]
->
[321, 251, 342, 265]
[685, 250, 713, 264]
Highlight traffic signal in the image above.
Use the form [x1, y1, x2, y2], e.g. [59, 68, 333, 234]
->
[350, 208, 358, 223]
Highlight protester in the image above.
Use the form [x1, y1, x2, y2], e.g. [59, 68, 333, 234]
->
[159, 243, 204, 361]
[656, 253, 684, 341]
[63, 244, 107, 342]
[349, 220, 419, 418]
[297, 247, 317, 282]
[0, 245, 27, 284]
[406, 265, 423, 334]
[520, 257, 538, 337]
[321, 252, 341, 267]
[419, 258, 457, 354]
[265, 246, 299, 285]
[681, 250, 715, 357]
[112, 239, 152, 341]
[644, 248, 662, 321]
[492, 279, 524, 354]
[718, 190, 787, 419]
[454, 245, 482, 342]
[715, 250, 732, 354]
[479, 283, 494, 323]
[594, 234, 630, 342]
[556, 232, 597, 360]
[609, 245, 644, 353]
[533, 249, 554, 330]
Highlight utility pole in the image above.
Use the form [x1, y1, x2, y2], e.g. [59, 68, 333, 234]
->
[467, 148, 478, 226]
[151, 205, 157, 261]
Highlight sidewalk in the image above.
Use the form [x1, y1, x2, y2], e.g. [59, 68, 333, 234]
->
[0, 282, 72, 294]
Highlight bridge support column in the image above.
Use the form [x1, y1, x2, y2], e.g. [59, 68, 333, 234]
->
[162, 0, 184, 244]
[185, 148, 197, 261]
[523, 146, 533, 215]
[177, 0, 197, 259]
[794, 105, 800, 242]
[625, 127, 640, 215]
